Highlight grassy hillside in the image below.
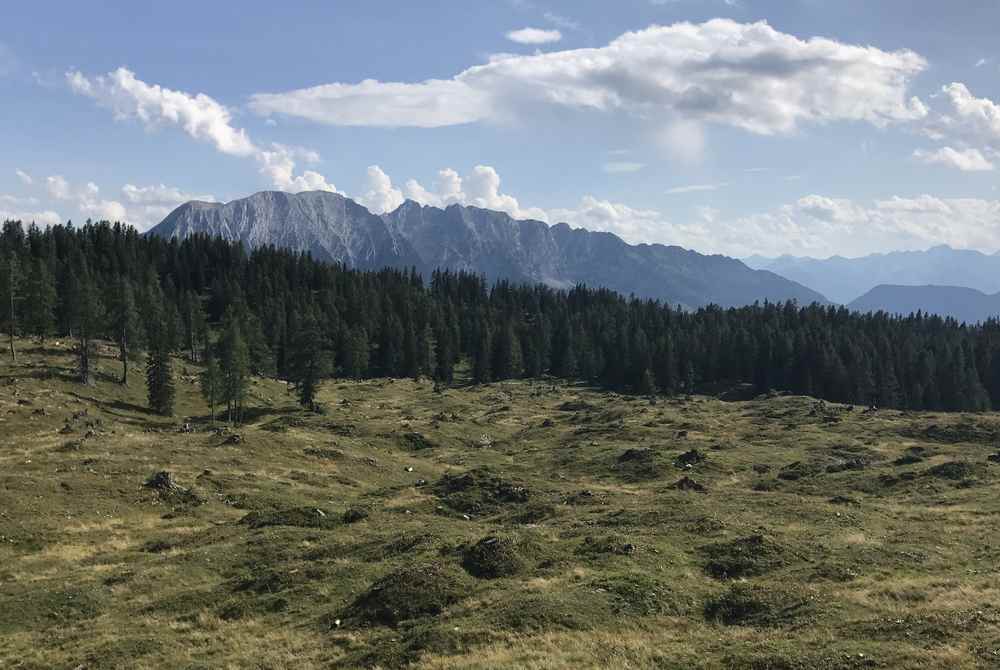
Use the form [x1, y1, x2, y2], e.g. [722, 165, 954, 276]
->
[3, 339, 1000, 669]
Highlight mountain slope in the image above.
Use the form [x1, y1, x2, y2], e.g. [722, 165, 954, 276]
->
[849, 284, 1000, 323]
[150, 191, 828, 309]
[745, 246, 1000, 304]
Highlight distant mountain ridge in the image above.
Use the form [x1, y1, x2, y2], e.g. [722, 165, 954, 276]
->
[745, 246, 1000, 305]
[848, 285, 1000, 324]
[149, 190, 828, 309]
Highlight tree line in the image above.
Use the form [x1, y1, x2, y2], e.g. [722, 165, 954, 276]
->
[2, 219, 999, 418]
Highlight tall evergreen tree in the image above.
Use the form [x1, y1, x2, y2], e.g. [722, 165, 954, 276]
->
[1, 252, 21, 363]
[108, 277, 142, 385]
[146, 328, 176, 416]
[287, 316, 330, 410]
[21, 258, 56, 342]
[200, 351, 222, 424]
[220, 316, 250, 424]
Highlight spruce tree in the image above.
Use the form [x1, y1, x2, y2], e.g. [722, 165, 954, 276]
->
[69, 265, 103, 385]
[146, 329, 176, 416]
[1, 252, 21, 363]
[288, 317, 330, 411]
[108, 277, 142, 385]
[220, 316, 250, 424]
[22, 258, 56, 343]
[200, 351, 222, 423]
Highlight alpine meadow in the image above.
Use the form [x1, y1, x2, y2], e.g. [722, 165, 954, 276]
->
[6, 2, 1000, 669]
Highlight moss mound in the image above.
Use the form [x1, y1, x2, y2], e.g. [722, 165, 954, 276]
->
[702, 534, 786, 579]
[433, 467, 530, 515]
[704, 582, 810, 627]
[614, 448, 662, 481]
[461, 534, 527, 579]
[349, 563, 469, 627]
[926, 460, 984, 481]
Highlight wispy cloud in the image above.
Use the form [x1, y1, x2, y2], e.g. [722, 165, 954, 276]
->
[666, 183, 726, 195]
[506, 27, 562, 45]
[603, 162, 645, 174]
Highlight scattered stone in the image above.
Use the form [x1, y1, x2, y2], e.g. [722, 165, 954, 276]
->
[143, 471, 202, 506]
[224, 434, 243, 445]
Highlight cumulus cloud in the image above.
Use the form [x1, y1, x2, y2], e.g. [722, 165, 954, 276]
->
[0, 206, 61, 226]
[250, 19, 927, 137]
[357, 165, 405, 214]
[66, 67, 336, 193]
[15, 169, 33, 185]
[46, 175, 71, 200]
[506, 27, 562, 44]
[913, 146, 994, 171]
[402, 165, 547, 220]
[121, 183, 214, 205]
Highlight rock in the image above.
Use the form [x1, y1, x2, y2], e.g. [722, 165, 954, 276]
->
[672, 476, 707, 493]
[675, 449, 706, 468]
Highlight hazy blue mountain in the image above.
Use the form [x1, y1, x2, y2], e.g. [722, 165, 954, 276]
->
[849, 285, 1000, 323]
[745, 246, 1000, 304]
[151, 190, 828, 309]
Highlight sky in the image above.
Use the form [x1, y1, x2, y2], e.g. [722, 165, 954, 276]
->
[3, 0, 1000, 259]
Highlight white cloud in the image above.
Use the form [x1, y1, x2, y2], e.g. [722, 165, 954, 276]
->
[15, 169, 33, 185]
[0, 207, 61, 226]
[666, 182, 726, 194]
[46, 175, 71, 200]
[506, 27, 562, 45]
[398, 165, 546, 220]
[976, 58, 989, 68]
[122, 183, 214, 205]
[913, 146, 994, 171]
[603, 161, 645, 174]
[357, 165, 405, 214]
[257, 144, 338, 193]
[936, 82, 1000, 146]
[67, 67, 337, 193]
[250, 19, 927, 138]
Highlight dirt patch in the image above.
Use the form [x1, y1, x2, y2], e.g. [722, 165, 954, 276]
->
[348, 562, 469, 627]
[701, 534, 786, 579]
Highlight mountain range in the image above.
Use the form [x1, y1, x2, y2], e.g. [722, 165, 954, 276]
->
[149, 190, 827, 309]
[744, 246, 1000, 305]
[848, 285, 1000, 324]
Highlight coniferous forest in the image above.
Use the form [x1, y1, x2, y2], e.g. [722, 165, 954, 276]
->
[2, 219, 999, 416]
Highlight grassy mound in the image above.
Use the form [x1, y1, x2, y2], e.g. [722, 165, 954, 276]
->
[433, 467, 530, 515]
[239, 507, 339, 529]
[704, 583, 811, 627]
[702, 534, 786, 579]
[461, 534, 527, 579]
[348, 562, 470, 627]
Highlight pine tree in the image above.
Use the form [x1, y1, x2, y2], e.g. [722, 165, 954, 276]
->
[288, 317, 330, 411]
[69, 265, 103, 385]
[491, 322, 523, 380]
[108, 277, 142, 385]
[200, 351, 222, 423]
[22, 258, 56, 342]
[146, 329, 176, 416]
[473, 325, 492, 384]
[344, 327, 369, 379]
[1, 252, 21, 363]
[220, 316, 250, 424]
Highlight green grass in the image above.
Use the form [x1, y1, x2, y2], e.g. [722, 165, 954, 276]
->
[3, 338, 1000, 668]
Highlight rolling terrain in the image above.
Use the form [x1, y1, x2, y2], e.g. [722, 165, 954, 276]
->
[849, 285, 1000, 324]
[4, 341, 1000, 668]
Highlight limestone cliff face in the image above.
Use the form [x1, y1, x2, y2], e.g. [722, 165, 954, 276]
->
[150, 190, 828, 309]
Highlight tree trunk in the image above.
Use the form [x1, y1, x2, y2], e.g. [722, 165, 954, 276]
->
[120, 329, 128, 385]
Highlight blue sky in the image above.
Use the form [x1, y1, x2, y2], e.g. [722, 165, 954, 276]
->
[3, 0, 1000, 258]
